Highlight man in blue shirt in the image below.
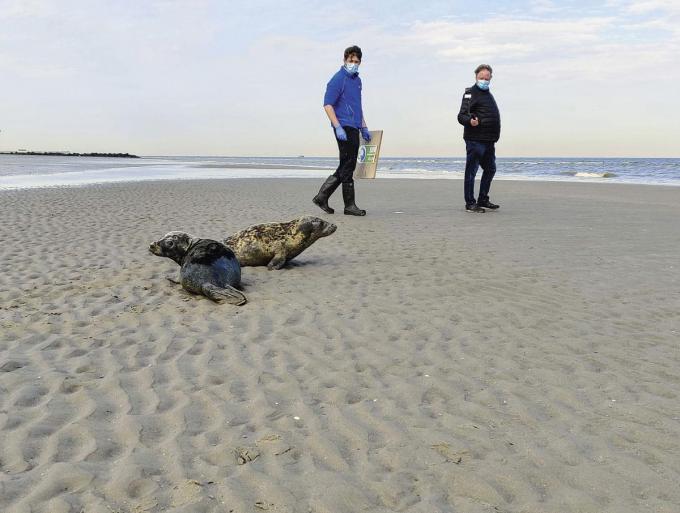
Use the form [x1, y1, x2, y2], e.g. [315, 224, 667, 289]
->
[313, 45, 371, 216]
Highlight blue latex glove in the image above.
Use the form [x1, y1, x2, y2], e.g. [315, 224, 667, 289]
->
[334, 125, 347, 141]
[360, 127, 371, 142]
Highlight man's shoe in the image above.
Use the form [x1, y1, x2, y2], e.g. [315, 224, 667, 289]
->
[477, 199, 499, 210]
[313, 175, 341, 214]
[342, 182, 366, 216]
[465, 203, 486, 213]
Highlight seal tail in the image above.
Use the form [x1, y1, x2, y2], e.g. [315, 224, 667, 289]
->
[203, 284, 247, 306]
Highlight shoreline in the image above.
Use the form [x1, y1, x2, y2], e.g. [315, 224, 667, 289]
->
[2, 172, 680, 192]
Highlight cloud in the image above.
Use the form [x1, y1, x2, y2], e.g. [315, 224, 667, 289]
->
[397, 3, 679, 79]
[620, 0, 680, 16]
[0, 0, 57, 19]
[0, 1, 223, 79]
[406, 17, 611, 61]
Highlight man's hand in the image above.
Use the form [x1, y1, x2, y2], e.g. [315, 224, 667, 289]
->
[360, 127, 371, 142]
[334, 125, 348, 141]
[470, 116, 479, 127]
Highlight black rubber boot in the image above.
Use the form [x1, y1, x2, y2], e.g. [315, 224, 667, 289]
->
[313, 175, 341, 214]
[342, 182, 366, 216]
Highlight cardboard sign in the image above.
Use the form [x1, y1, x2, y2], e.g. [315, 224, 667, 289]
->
[354, 130, 383, 179]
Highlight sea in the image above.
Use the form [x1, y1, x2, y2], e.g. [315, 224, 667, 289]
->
[1, 155, 679, 190]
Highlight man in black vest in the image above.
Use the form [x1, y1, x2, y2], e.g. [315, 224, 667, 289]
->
[457, 64, 501, 213]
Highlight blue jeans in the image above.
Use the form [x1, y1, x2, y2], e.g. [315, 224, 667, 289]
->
[464, 140, 496, 206]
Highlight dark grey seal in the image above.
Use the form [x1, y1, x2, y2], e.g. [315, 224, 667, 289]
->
[149, 231, 247, 305]
[224, 216, 337, 270]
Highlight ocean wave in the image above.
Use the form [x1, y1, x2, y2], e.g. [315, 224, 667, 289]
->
[577, 172, 617, 178]
[386, 167, 435, 174]
[560, 171, 617, 178]
[3, 154, 679, 189]
[195, 162, 333, 171]
[505, 160, 601, 165]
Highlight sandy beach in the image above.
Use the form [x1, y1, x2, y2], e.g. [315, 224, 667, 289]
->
[1, 178, 679, 513]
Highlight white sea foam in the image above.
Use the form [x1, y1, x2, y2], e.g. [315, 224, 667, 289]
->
[574, 172, 617, 178]
[1, 155, 679, 190]
[0, 165, 332, 190]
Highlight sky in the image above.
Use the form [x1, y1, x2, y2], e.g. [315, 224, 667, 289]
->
[1, 0, 679, 157]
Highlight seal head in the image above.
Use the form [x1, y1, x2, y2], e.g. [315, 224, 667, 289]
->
[298, 216, 337, 239]
[149, 231, 196, 265]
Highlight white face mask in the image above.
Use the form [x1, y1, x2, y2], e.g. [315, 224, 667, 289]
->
[344, 62, 359, 74]
[476, 79, 490, 90]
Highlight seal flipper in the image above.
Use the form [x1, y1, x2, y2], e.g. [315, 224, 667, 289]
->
[267, 243, 287, 270]
[267, 253, 287, 270]
[202, 283, 247, 305]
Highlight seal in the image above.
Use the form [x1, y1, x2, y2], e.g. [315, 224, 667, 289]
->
[224, 216, 337, 270]
[149, 231, 247, 305]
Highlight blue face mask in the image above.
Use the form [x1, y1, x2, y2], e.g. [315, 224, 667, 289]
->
[344, 62, 359, 74]
[477, 79, 490, 90]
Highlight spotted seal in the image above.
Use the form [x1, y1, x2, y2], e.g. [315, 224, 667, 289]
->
[149, 231, 247, 305]
[224, 216, 337, 270]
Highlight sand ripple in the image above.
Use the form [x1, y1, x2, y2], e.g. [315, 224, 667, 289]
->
[1, 179, 680, 512]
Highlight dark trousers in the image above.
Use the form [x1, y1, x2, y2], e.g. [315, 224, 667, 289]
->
[464, 140, 496, 206]
[332, 126, 360, 183]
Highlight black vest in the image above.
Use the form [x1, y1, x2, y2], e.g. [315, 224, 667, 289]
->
[457, 85, 501, 142]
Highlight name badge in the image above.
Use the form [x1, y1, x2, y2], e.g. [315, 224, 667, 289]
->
[464, 94, 472, 99]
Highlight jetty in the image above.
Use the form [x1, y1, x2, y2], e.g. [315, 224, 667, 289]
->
[0, 151, 140, 158]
